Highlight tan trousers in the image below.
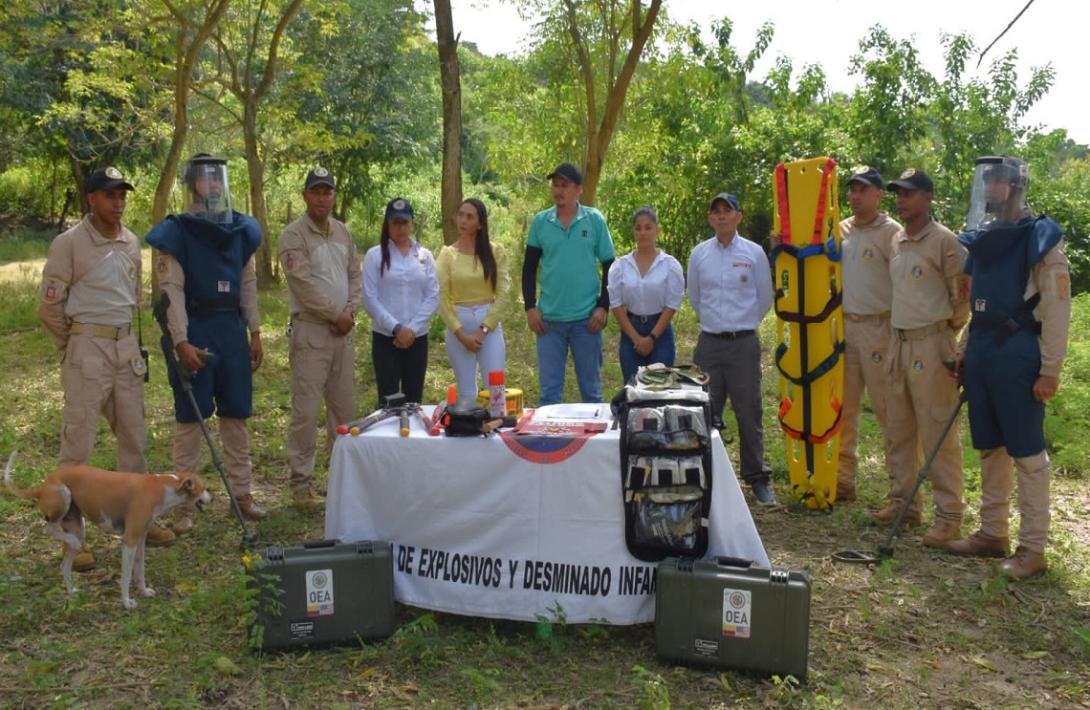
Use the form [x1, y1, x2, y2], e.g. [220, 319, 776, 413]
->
[885, 327, 964, 522]
[979, 448, 1051, 552]
[60, 332, 146, 472]
[173, 417, 252, 497]
[287, 320, 356, 491]
[838, 316, 893, 490]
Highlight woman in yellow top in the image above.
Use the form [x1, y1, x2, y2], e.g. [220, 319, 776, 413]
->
[436, 198, 510, 404]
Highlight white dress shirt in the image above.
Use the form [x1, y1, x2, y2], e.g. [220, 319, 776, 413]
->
[607, 249, 684, 315]
[362, 240, 439, 337]
[687, 234, 773, 332]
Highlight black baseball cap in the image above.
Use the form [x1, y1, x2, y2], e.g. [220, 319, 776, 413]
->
[547, 162, 583, 186]
[886, 168, 934, 194]
[86, 166, 134, 194]
[709, 192, 741, 211]
[847, 166, 884, 189]
[384, 197, 414, 221]
[304, 166, 335, 190]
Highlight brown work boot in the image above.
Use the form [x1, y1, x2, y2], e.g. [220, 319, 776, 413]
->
[870, 501, 921, 525]
[922, 519, 962, 549]
[945, 530, 1010, 558]
[72, 547, 95, 573]
[998, 546, 1047, 580]
[237, 494, 267, 521]
[292, 488, 324, 511]
[173, 512, 195, 536]
[145, 525, 176, 548]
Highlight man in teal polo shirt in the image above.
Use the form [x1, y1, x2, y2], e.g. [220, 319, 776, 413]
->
[522, 162, 615, 405]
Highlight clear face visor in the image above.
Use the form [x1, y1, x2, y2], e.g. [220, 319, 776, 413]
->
[184, 161, 233, 224]
[966, 159, 1027, 231]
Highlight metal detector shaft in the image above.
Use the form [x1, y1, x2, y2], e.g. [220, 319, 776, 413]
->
[153, 294, 255, 546]
[833, 388, 966, 565]
[876, 391, 967, 557]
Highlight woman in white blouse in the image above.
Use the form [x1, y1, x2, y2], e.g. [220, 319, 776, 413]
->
[362, 197, 439, 406]
[607, 206, 685, 384]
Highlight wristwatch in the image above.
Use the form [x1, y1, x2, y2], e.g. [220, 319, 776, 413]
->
[649, 332, 658, 342]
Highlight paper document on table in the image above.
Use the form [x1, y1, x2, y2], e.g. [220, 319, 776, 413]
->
[513, 406, 610, 435]
[532, 403, 608, 421]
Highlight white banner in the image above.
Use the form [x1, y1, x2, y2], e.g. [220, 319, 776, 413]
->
[325, 407, 767, 625]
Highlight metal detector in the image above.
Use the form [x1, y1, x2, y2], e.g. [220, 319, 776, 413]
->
[833, 385, 966, 565]
[153, 293, 257, 548]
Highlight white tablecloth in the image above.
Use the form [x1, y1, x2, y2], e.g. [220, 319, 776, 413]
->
[325, 406, 767, 624]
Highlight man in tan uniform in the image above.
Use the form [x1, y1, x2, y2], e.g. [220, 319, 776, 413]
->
[876, 169, 969, 548]
[38, 166, 175, 571]
[946, 156, 1070, 579]
[836, 167, 901, 502]
[278, 167, 361, 510]
[145, 154, 267, 534]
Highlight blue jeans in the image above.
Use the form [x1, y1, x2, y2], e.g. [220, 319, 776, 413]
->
[619, 315, 675, 385]
[536, 318, 603, 405]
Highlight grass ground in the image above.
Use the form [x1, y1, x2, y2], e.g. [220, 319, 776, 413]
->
[1, 246, 1089, 709]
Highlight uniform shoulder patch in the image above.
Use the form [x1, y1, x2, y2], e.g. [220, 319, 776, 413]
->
[1056, 272, 1071, 301]
[957, 275, 971, 301]
[41, 279, 66, 304]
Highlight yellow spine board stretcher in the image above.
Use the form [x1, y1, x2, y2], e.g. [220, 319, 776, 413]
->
[772, 157, 845, 509]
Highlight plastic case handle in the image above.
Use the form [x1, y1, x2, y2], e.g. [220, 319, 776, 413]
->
[715, 556, 754, 568]
[302, 538, 340, 549]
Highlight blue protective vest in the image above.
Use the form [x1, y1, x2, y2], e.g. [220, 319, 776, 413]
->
[959, 217, 1062, 343]
[958, 216, 1062, 456]
[145, 212, 262, 314]
[146, 212, 263, 422]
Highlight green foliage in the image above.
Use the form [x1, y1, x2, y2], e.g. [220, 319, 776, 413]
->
[631, 664, 671, 709]
[2, 3, 1087, 294]
[284, 0, 437, 223]
[1044, 293, 1090, 476]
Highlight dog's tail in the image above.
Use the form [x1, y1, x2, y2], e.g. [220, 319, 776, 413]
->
[3, 450, 37, 500]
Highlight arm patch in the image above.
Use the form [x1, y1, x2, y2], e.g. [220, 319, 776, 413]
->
[1056, 272, 1071, 301]
[41, 278, 67, 304]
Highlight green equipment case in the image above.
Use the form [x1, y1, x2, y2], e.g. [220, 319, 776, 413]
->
[655, 556, 811, 680]
[248, 539, 395, 650]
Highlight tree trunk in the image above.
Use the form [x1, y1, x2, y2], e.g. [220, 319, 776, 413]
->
[152, 80, 188, 225]
[434, 0, 462, 246]
[242, 99, 275, 285]
[150, 0, 232, 297]
[567, 0, 662, 205]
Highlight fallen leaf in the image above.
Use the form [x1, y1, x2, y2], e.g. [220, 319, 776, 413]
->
[214, 656, 241, 676]
[971, 656, 998, 672]
[1022, 650, 1049, 660]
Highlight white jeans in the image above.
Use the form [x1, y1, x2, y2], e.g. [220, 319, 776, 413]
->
[444, 303, 506, 405]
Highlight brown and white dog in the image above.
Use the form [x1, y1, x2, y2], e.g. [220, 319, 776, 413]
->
[3, 451, 211, 609]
